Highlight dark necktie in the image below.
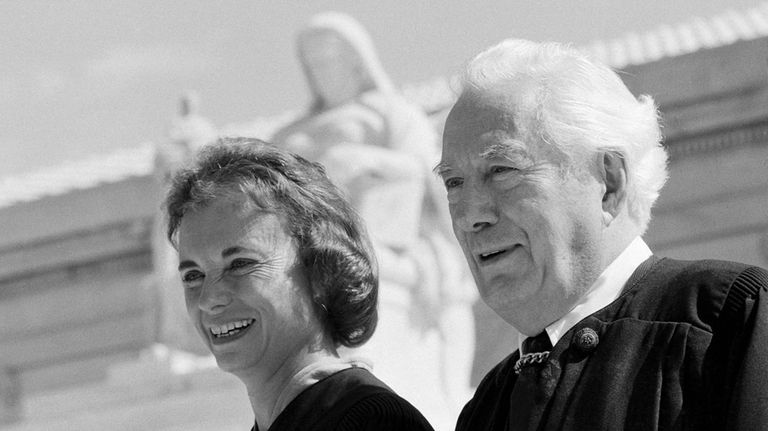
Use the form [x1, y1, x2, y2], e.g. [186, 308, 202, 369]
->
[524, 332, 553, 354]
[509, 331, 555, 431]
[515, 332, 553, 374]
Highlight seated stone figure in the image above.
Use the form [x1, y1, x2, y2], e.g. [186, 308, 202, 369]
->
[271, 12, 476, 429]
[151, 92, 217, 354]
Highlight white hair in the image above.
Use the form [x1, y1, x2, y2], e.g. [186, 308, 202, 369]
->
[458, 39, 668, 233]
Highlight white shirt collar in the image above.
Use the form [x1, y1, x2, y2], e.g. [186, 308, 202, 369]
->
[518, 236, 652, 353]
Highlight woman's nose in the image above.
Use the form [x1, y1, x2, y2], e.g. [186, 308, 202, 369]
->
[197, 279, 232, 313]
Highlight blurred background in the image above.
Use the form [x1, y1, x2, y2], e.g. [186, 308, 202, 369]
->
[1, 1, 768, 430]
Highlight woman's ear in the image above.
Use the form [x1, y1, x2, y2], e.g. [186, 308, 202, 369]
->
[601, 151, 627, 224]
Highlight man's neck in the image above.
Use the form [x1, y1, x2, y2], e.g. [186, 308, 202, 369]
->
[601, 216, 642, 271]
[518, 236, 652, 351]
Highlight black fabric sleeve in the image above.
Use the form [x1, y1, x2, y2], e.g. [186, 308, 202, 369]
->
[455, 353, 518, 431]
[723, 267, 768, 430]
[708, 266, 768, 429]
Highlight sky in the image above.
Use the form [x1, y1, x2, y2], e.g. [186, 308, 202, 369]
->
[0, 0, 762, 178]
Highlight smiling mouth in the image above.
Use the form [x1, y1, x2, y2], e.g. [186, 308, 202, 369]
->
[478, 246, 517, 263]
[209, 319, 256, 341]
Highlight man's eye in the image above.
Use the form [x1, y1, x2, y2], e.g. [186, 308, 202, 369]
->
[444, 177, 464, 189]
[490, 165, 517, 175]
[181, 270, 204, 288]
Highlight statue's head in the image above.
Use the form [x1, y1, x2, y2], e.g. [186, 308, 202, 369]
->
[298, 12, 393, 111]
[179, 91, 201, 118]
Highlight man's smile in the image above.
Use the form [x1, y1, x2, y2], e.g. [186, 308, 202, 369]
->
[476, 244, 521, 265]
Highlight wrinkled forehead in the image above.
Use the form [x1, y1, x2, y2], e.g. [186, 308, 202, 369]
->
[444, 93, 514, 136]
[442, 90, 536, 154]
[452, 75, 540, 120]
[179, 191, 294, 235]
[181, 184, 285, 225]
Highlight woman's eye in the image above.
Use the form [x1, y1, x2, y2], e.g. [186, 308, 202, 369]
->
[229, 259, 255, 272]
[181, 270, 204, 288]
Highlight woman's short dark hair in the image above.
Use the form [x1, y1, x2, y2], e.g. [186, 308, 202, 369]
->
[165, 137, 378, 347]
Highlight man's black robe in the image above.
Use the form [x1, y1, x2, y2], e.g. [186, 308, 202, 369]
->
[456, 257, 768, 431]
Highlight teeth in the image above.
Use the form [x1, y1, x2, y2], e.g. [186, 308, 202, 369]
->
[210, 319, 254, 337]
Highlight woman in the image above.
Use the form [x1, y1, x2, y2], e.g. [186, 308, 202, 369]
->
[164, 137, 434, 431]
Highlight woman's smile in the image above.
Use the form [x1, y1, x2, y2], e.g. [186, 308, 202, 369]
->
[208, 318, 257, 345]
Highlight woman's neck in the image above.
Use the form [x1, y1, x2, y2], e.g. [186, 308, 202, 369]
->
[240, 349, 346, 430]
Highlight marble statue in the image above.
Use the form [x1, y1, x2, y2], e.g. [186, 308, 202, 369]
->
[271, 12, 476, 429]
[151, 91, 216, 355]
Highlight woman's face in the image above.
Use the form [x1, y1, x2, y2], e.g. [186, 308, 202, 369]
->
[301, 31, 363, 108]
[176, 195, 321, 375]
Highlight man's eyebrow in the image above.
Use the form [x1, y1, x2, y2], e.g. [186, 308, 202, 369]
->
[178, 260, 197, 271]
[479, 141, 529, 162]
[432, 161, 452, 177]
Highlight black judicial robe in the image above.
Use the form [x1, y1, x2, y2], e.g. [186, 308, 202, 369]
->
[254, 367, 434, 431]
[456, 257, 768, 431]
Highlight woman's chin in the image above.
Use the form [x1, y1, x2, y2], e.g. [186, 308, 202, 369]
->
[211, 350, 257, 374]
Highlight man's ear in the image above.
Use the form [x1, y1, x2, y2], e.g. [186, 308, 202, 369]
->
[601, 151, 627, 223]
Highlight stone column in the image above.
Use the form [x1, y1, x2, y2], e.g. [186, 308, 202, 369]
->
[0, 367, 21, 424]
[759, 229, 768, 267]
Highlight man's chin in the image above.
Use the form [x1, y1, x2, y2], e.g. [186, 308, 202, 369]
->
[481, 291, 547, 330]
[480, 280, 530, 307]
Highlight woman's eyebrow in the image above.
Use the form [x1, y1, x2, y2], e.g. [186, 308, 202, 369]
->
[222, 246, 259, 259]
[177, 247, 262, 270]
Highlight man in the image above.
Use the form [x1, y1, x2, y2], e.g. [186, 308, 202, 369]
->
[437, 39, 768, 430]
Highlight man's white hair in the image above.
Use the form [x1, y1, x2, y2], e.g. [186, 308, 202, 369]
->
[459, 39, 668, 233]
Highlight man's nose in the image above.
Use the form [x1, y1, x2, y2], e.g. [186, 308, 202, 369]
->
[198, 278, 232, 314]
[451, 184, 499, 232]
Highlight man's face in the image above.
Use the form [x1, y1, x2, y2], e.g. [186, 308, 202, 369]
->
[439, 91, 605, 335]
